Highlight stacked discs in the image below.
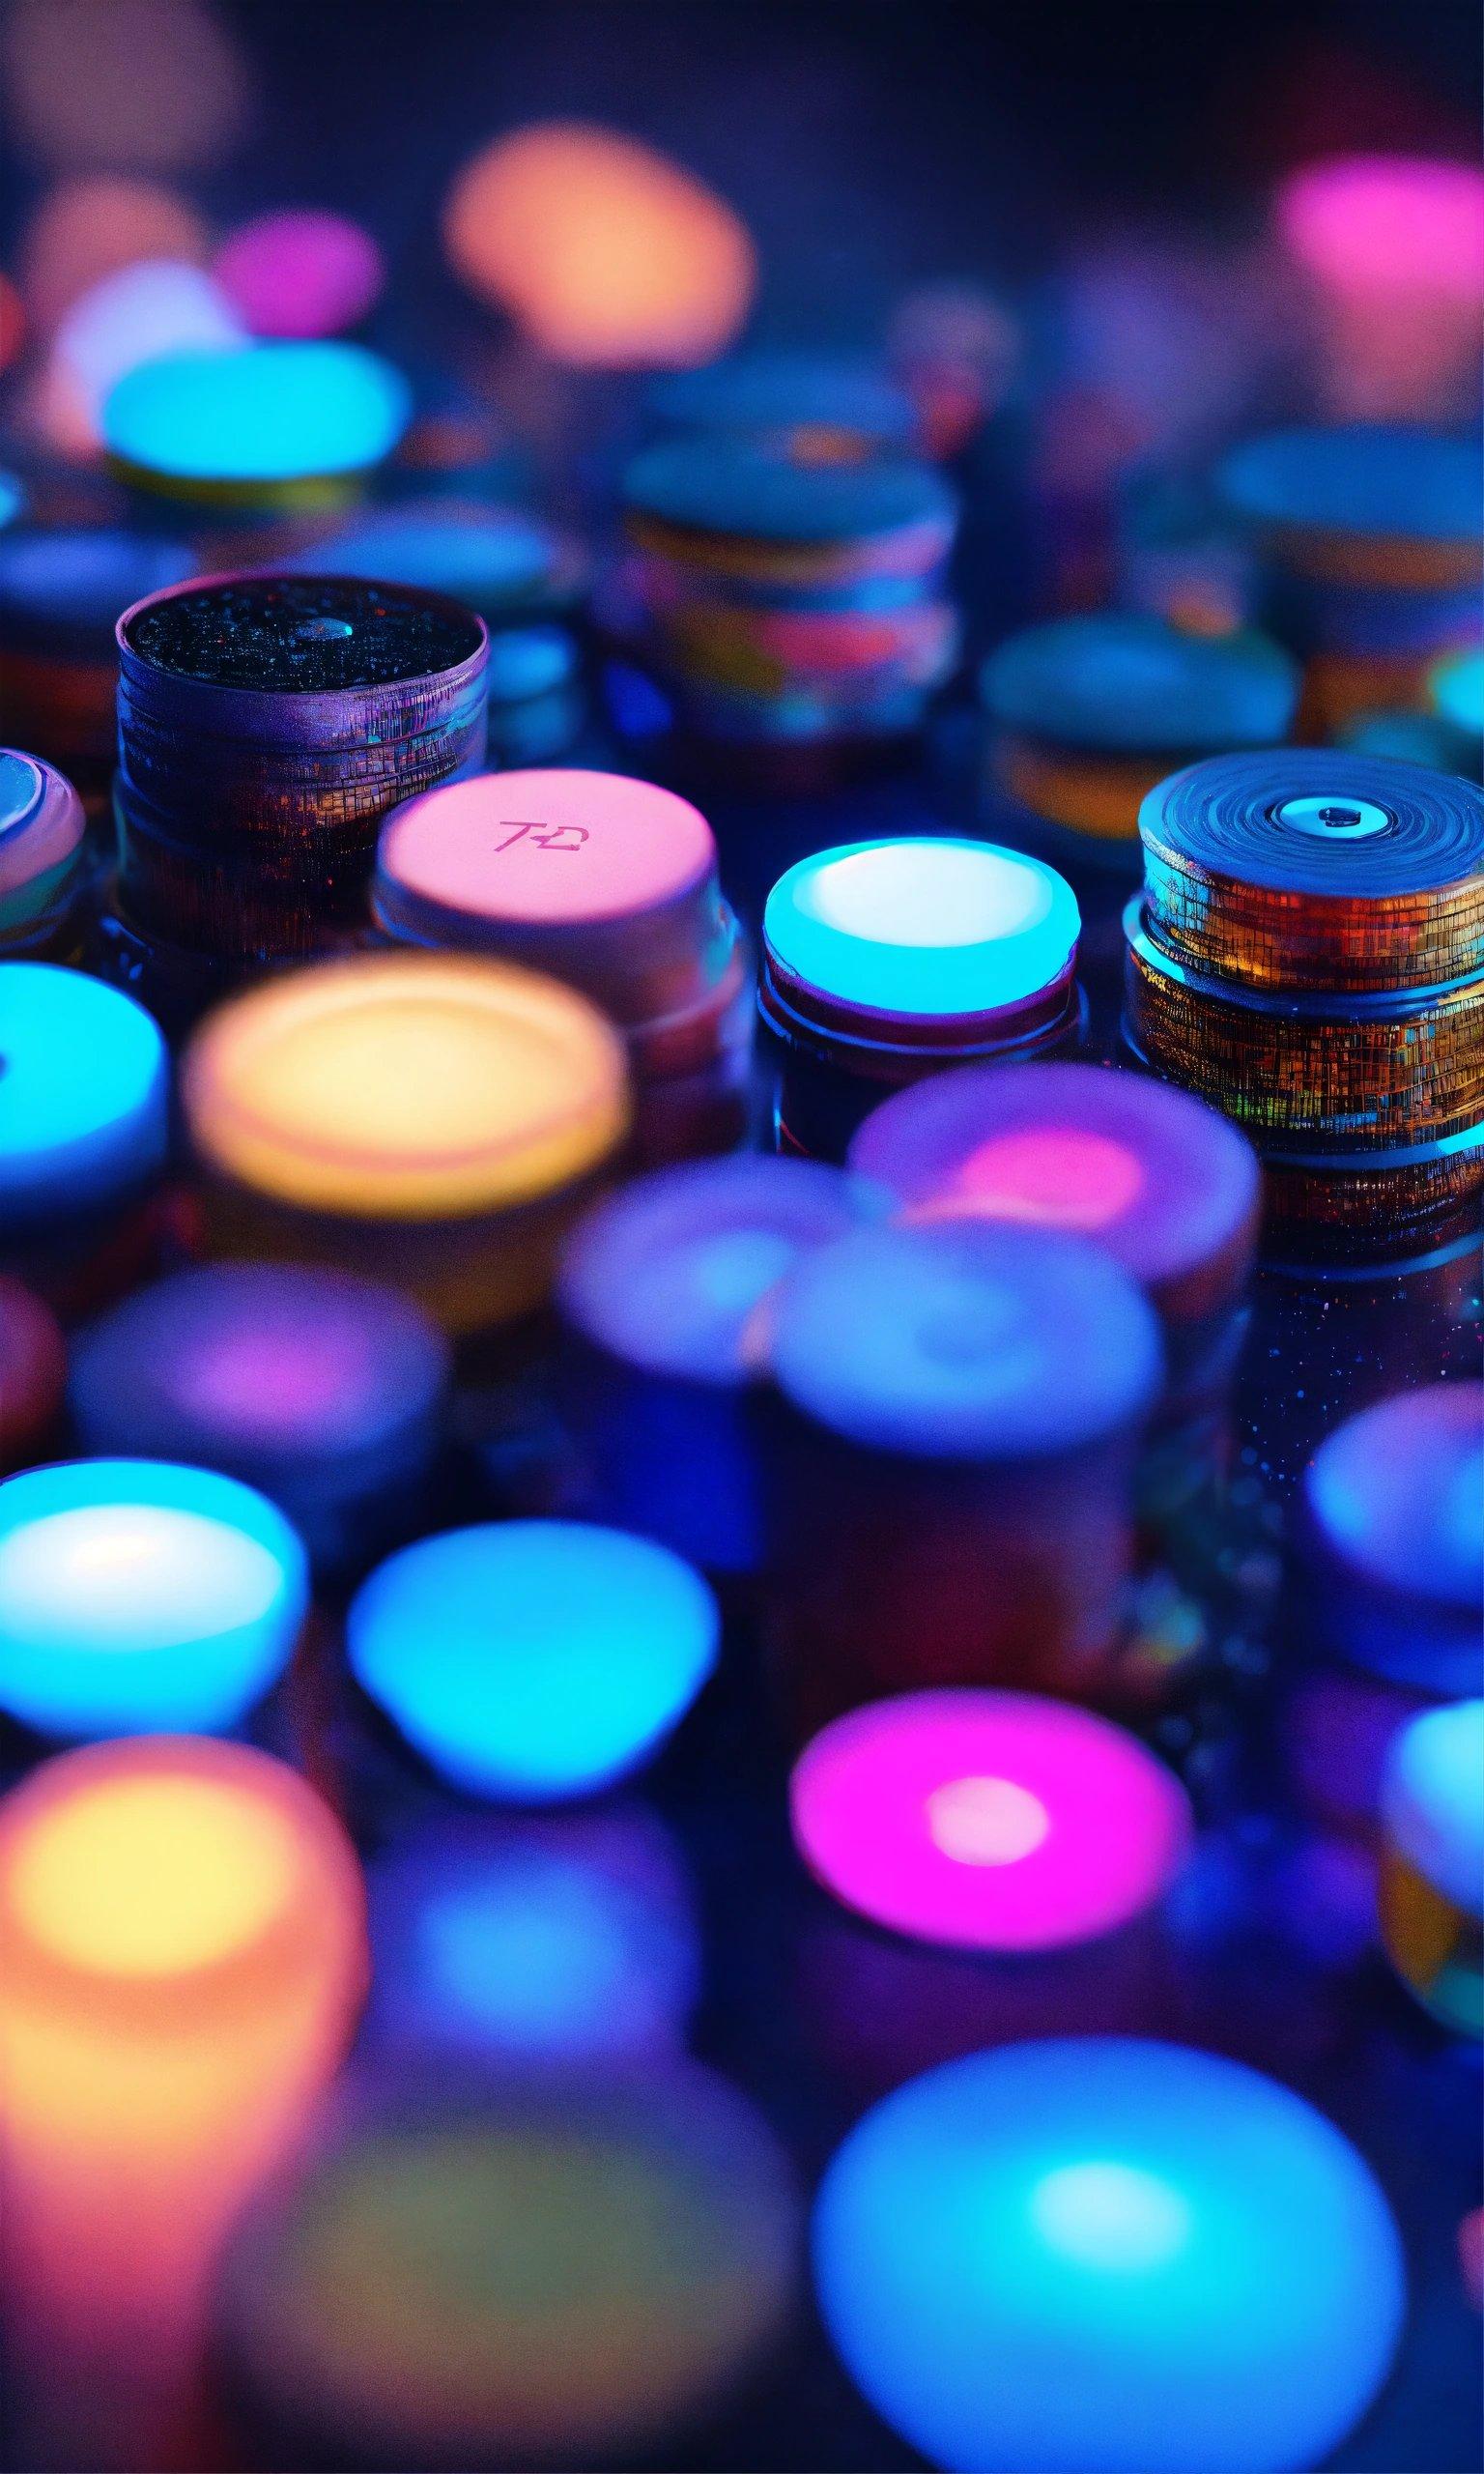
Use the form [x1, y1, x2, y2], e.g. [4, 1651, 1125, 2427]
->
[112, 572, 488, 992]
[0, 752, 88, 958]
[1217, 426, 1481, 735]
[0, 530, 196, 804]
[1125, 749, 1484, 1259]
[759, 837, 1082, 1158]
[375, 767, 750, 1164]
[616, 436, 958, 750]
[981, 614, 1299, 870]
[181, 952, 629, 1338]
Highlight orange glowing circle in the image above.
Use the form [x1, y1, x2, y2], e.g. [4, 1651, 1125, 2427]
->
[443, 123, 756, 369]
[184, 953, 629, 1221]
[19, 175, 210, 331]
[0, 1735, 365, 2016]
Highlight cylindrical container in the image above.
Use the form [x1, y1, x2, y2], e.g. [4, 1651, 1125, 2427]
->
[1380, 1699, 1482, 2035]
[100, 340, 412, 531]
[759, 837, 1083, 1158]
[180, 952, 630, 1338]
[556, 1156, 877, 1572]
[0, 1456, 309, 1743]
[0, 1735, 366, 2470]
[615, 434, 958, 770]
[813, 2039, 1405, 2474]
[214, 2062, 798, 2474]
[647, 349, 919, 456]
[1216, 426, 1481, 734]
[981, 613, 1299, 865]
[1125, 749, 1484, 1261]
[0, 749, 89, 957]
[70, 1264, 451, 1576]
[0, 962, 170, 1317]
[0, 530, 195, 805]
[849, 1059, 1261, 1525]
[347, 1519, 718, 1801]
[1283, 1383, 1483, 1838]
[112, 570, 488, 982]
[0, 1279, 66, 1475]
[1430, 645, 1483, 781]
[762, 1219, 1162, 1734]
[375, 767, 751, 1164]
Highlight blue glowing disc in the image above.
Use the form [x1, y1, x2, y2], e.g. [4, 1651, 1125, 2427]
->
[347, 1520, 719, 1799]
[648, 352, 916, 450]
[763, 838, 1080, 1022]
[813, 2037, 1406, 2474]
[0, 1457, 308, 1740]
[981, 614, 1299, 754]
[0, 963, 169, 1225]
[1218, 425, 1480, 545]
[102, 342, 412, 486]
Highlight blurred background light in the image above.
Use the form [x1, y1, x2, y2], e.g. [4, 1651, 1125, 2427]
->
[0, 0, 252, 173]
[813, 2038, 1407, 2473]
[17, 176, 210, 335]
[442, 121, 756, 368]
[46, 259, 244, 449]
[101, 340, 412, 486]
[214, 209, 385, 340]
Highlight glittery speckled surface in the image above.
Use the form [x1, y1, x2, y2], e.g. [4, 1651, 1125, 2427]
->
[123, 576, 484, 694]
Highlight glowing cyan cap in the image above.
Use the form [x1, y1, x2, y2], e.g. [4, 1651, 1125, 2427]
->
[101, 340, 412, 490]
[763, 838, 1079, 1026]
[791, 1690, 1190, 1951]
[347, 1520, 718, 1799]
[769, 1219, 1162, 1460]
[0, 1459, 308, 1740]
[1432, 646, 1483, 736]
[813, 2038, 1406, 2474]
[850, 1062, 1260, 1327]
[367, 1807, 699, 2062]
[183, 953, 628, 1221]
[217, 2064, 795, 2468]
[374, 767, 723, 1023]
[0, 963, 168, 1226]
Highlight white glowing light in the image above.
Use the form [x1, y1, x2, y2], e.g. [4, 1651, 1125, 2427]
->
[0, 1504, 283, 1653]
[926, 1774, 1050, 1865]
[1031, 2161, 1193, 2273]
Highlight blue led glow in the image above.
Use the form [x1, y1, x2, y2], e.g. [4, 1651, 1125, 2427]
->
[347, 1520, 719, 1799]
[813, 2037, 1405, 2474]
[368, 1810, 700, 2060]
[0, 1458, 308, 1740]
[102, 342, 412, 484]
[981, 615, 1298, 754]
[764, 839, 1079, 1020]
[0, 964, 169, 1225]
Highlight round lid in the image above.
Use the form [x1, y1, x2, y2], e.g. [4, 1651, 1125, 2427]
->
[850, 1061, 1260, 1320]
[768, 1218, 1162, 1459]
[648, 351, 915, 447]
[764, 838, 1079, 1026]
[0, 528, 196, 656]
[558, 1156, 876, 1382]
[624, 435, 955, 550]
[0, 963, 168, 1223]
[0, 750, 86, 911]
[1306, 1382, 1483, 1613]
[1217, 425, 1480, 545]
[101, 340, 411, 487]
[982, 615, 1298, 755]
[121, 571, 485, 697]
[183, 952, 628, 1221]
[1383, 1699, 1484, 1915]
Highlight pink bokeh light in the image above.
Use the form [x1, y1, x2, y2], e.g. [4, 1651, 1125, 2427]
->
[790, 1689, 1191, 1951]
[214, 211, 385, 340]
[1279, 156, 1484, 302]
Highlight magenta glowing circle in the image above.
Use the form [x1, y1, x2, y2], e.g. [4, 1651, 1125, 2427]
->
[790, 1689, 1191, 1951]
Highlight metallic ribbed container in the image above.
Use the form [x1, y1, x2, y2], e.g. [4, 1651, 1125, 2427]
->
[115, 572, 488, 962]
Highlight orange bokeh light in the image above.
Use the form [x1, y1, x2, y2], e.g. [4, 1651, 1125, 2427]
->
[18, 174, 210, 332]
[0, 1736, 365, 2467]
[443, 122, 756, 369]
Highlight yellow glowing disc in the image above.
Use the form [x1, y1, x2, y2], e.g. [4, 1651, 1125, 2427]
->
[184, 954, 629, 1221]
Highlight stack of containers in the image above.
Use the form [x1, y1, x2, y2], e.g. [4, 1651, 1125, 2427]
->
[645, 352, 920, 459]
[104, 570, 488, 1027]
[849, 1060, 1262, 1534]
[1216, 426, 1481, 736]
[614, 436, 958, 757]
[373, 769, 752, 1163]
[0, 752, 88, 960]
[1124, 749, 1484, 1262]
[0, 530, 196, 811]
